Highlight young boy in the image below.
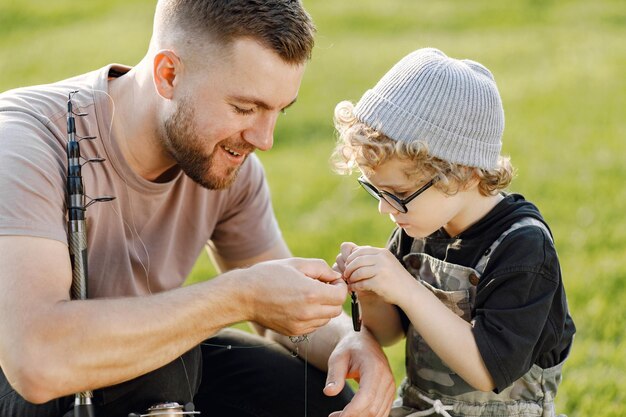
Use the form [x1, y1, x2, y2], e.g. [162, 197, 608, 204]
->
[332, 48, 575, 416]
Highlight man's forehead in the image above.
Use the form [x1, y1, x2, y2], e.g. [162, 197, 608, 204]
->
[185, 38, 305, 107]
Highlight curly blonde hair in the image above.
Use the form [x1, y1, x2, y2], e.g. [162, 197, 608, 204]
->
[332, 101, 514, 196]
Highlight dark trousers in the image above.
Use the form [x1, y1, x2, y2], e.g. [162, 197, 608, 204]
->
[0, 328, 353, 417]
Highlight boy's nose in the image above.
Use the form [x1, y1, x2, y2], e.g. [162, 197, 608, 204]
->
[378, 199, 400, 215]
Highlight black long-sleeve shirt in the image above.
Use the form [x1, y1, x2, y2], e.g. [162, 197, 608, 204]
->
[389, 193, 576, 392]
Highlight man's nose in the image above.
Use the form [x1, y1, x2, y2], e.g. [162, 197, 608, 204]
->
[243, 113, 278, 151]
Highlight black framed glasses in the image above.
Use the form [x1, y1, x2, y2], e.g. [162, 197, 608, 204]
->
[357, 176, 437, 213]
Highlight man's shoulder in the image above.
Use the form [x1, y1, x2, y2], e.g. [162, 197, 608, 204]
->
[0, 66, 114, 125]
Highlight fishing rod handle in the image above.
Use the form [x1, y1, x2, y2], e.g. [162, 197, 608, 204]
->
[68, 220, 88, 300]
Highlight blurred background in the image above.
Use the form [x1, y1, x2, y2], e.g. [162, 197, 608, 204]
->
[1, 0, 624, 415]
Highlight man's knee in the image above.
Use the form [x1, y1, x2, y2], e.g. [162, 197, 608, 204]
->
[95, 346, 202, 417]
[196, 329, 353, 417]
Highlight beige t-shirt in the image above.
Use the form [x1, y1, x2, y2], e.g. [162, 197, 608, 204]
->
[0, 65, 282, 298]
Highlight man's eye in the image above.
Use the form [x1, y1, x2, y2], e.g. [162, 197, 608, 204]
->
[233, 106, 255, 115]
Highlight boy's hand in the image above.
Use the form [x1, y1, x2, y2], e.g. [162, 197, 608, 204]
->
[342, 245, 413, 305]
[332, 241, 358, 275]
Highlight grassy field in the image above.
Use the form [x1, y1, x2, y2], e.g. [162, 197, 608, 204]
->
[2, 1, 624, 415]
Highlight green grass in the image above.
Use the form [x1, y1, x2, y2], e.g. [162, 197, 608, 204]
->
[2, 1, 625, 415]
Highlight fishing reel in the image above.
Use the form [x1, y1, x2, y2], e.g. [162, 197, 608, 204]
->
[128, 402, 200, 417]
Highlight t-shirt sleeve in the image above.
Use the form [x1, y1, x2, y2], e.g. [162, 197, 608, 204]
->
[0, 111, 68, 243]
[471, 226, 561, 392]
[209, 154, 281, 261]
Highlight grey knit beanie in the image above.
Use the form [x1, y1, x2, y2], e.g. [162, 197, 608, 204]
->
[354, 47, 504, 170]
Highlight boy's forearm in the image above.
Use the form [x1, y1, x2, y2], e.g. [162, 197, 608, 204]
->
[396, 282, 496, 392]
[360, 293, 403, 346]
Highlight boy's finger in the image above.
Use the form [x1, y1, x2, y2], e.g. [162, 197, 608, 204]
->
[340, 241, 358, 258]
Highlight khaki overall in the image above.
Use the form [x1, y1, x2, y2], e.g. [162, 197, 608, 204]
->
[390, 218, 568, 417]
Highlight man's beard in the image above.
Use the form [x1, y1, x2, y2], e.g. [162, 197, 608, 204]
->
[162, 97, 250, 190]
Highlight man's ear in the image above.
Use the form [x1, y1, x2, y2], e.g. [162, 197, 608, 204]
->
[153, 49, 182, 100]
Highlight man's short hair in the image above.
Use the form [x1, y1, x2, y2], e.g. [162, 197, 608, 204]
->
[158, 0, 316, 64]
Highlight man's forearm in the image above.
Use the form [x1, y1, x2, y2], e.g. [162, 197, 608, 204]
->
[8, 271, 248, 403]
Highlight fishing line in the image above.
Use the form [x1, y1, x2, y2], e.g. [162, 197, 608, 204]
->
[201, 341, 280, 350]
[93, 87, 194, 402]
[92, 88, 152, 294]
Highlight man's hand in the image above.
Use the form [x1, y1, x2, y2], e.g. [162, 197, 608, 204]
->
[241, 257, 348, 336]
[323, 328, 396, 417]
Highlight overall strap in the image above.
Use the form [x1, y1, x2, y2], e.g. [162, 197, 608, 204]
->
[474, 217, 552, 276]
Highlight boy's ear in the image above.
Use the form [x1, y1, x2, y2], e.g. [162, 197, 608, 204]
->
[466, 168, 482, 190]
[454, 167, 481, 192]
[153, 49, 183, 100]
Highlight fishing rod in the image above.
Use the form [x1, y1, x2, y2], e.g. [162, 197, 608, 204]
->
[66, 91, 201, 417]
[66, 90, 114, 417]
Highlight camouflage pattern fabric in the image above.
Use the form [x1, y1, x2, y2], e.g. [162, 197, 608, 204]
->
[390, 219, 567, 417]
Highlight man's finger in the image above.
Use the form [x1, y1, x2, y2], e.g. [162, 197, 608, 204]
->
[329, 277, 347, 287]
[323, 349, 349, 397]
[348, 365, 395, 417]
[293, 258, 342, 282]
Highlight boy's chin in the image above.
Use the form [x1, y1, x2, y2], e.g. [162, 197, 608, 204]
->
[399, 224, 430, 239]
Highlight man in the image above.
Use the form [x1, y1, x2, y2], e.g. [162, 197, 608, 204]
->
[0, 1, 395, 416]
